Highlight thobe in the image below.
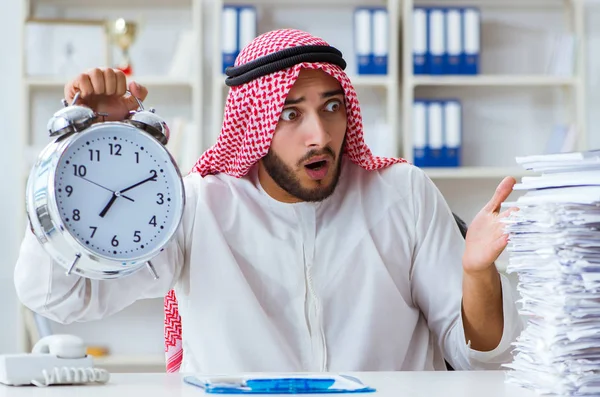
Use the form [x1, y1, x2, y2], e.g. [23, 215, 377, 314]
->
[14, 157, 523, 373]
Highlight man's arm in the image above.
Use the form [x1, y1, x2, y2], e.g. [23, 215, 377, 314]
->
[408, 166, 522, 370]
[461, 176, 519, 351]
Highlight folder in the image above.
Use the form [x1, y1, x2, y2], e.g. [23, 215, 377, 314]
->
[413, 7, 428, 75]
[445, 8, 462, 75]
[372, 8, 388, 75]
[222, 5, 238, 73]
[238, 6, 257, 53]
[443, 99, 462, 167]
[427, 100, 444, 167]
[354, 7, 372, 75]
[413, 100, 428, 167]
[427, 8, 446, 75]
[462, 7, 480, 75]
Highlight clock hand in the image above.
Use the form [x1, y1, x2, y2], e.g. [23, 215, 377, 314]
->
[77, 175, 135, 202]
[99, 193, 118, 218]
[119, 174, 158, 194]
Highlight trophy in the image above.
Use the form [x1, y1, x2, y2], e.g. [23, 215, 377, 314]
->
[107, 18, 137, 76]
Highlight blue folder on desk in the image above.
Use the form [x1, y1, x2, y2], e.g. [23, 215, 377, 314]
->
[183, 374, 376, 394]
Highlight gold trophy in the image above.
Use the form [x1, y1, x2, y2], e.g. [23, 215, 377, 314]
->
[107, 18, 137, 76]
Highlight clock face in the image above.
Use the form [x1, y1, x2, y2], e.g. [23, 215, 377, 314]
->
[53, 123, 184, 261]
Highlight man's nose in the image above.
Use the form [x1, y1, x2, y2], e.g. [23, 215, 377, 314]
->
[305, 114, 332, 148]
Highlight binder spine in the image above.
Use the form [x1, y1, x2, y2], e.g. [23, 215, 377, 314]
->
[462, 7, 480, 75]
[413, 100, 428, 167]
[222, 5, 238, 73]
[443, 99, 462, 167]
[427, 100, 444, 167]
[413, 7, 428, 75]
[354, 7, 372, 75]
[446, 8, 462, 75]
[372, 7, 388, 75]
[428, 8, 446, 75]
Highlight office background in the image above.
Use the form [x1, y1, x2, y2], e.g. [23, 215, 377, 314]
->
[1, 0, 600, 372]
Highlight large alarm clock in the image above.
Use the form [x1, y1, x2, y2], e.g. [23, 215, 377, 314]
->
[26, 92, 185, 280]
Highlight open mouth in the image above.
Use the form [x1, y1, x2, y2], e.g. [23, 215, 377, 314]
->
[304, 160, 328, 170]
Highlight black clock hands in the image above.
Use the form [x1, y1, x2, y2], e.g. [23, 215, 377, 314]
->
[98, 171, 157, 218]
[77, 175, 134, 202]
[99, 194, 119, 218]
[119, 172, 158, 194]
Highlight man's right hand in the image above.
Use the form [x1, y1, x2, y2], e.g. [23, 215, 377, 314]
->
[64, 68, 149, 121]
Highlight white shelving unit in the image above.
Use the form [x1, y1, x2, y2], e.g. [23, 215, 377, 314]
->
[402, 0, 587, 180]
[17, 0, 204, 373]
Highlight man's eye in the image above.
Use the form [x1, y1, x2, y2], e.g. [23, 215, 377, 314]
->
[325, 100, 342, 112]
[281, 108, 299, 121]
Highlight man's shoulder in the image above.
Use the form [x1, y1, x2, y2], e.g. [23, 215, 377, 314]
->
[346, 158, 431, 191]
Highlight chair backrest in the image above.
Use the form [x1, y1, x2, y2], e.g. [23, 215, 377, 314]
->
[162, 212, 469, 372]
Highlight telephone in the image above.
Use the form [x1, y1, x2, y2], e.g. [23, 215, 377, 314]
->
[0, 334, 110, 387]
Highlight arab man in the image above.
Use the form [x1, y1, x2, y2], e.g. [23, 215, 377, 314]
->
[14, 29, 522, 374]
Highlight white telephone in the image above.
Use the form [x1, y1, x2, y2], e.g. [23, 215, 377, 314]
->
[0, 334, 110, 387]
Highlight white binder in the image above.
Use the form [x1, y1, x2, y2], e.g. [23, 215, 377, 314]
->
[354, 8, 372, 75]
[372, 8, 388, 75]
[428, 8, 445, 75]
[463, 7, 480, 74]
[443, 100, 462, 167]
[221, 6, 238, 73]
[412, 7, 428, 75]
[446, 8, 462, 74]
[413, 100, 427, 167]
[238, 6, 257, 51]
[427, 100, 444, 166]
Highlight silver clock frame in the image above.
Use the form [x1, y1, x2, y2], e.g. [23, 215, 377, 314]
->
[26, 100, 186, 281]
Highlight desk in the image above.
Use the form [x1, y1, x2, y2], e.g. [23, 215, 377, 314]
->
[0, 371, 537, 397]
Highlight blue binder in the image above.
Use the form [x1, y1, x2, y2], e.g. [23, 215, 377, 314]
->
[426, 100, 444, 167]
[222, 5, 238, 73]
[442, 99, 462, 167]
[354, 7, 372, 74]
[445, 8, 462, 75]
[413, 99, 428, 167]
[413, 7, 428, 75]
[371, 7, 388, 75]
[462, 7, 480, 75]
[427, 8, 446, 75]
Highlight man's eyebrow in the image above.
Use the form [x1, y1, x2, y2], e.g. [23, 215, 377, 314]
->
[284, 89, 345, 105]
[322, 89, 345, 98]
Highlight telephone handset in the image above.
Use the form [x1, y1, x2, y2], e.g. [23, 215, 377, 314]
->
[0, 334, 110, 387]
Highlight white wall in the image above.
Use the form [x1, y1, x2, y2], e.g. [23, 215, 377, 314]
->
[0, 0, 599, 355]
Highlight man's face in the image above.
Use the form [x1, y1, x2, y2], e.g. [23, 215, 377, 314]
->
[258, 69, 347, 203]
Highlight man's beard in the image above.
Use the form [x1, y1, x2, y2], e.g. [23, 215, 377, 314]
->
[262, 146, 343, 202]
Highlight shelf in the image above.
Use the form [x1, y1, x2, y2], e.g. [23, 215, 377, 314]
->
[25, 76, 194, 89]
[412, 75, 578, 87]
[33, 0, 192, 7]
[422, 166, 533, 179]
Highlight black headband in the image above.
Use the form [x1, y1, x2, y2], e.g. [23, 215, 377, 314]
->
[224, 45, 347, 87]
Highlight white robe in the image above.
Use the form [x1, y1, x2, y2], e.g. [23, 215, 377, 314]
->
[14, 158, 523, 373]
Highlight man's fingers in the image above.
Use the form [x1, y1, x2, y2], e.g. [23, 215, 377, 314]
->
[125, 81, 149, 111]
[115, 70, 128, 97]
[484, 176, 516, 214]
[129, 81, 148, 101]
[103, 68, 117, 96]
[88, 68, 106, 95]
[69, 73, 94, 102]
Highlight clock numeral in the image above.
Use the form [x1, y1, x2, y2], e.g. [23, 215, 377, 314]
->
[89, 226, 97, 238]
[89, 149, 100, 162]
[149, 215, 157, 227]
[150, 170, 157, 179]
[111, 235, 119, 247]
[109, 143, 122, 156]
[156, 193, 164, 205]
[133, 231, 141, 243]
[72, 209, 81, 221]
[135, 152, 140, 164]
[65, 185, 73, 197]
[72, 164, 87, 177]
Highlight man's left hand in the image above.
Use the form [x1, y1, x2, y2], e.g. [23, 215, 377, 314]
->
[462, 176, 519, 275]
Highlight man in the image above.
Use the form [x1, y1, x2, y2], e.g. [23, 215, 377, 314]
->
[14, 29, 522, 373]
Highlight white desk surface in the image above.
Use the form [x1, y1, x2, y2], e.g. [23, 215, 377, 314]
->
[0, 371, 538, 397]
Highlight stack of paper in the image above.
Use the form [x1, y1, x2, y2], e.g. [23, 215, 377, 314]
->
[502, 150, 600, 396]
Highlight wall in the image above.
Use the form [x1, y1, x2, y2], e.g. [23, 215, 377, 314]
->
[0, 0, 23, 354]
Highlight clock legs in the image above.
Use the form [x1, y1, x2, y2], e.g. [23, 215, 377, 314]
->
[146, 261, 159, 280]
[67, 253, 82, 276]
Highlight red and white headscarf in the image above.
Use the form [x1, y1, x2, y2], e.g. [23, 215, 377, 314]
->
[164, 28, 407, 373]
